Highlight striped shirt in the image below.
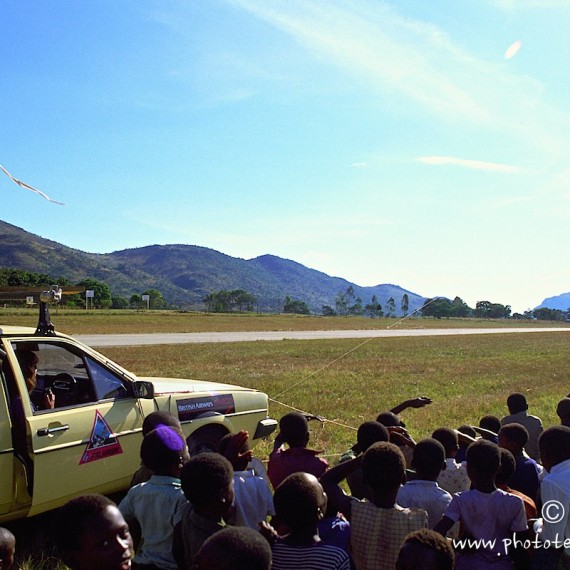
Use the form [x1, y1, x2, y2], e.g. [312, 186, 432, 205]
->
[272, 540, 351, 570]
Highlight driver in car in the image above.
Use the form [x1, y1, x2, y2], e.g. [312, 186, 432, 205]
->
[16, 350, 55, 410]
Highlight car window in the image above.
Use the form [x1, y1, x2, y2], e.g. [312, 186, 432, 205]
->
[10, 341, 131, 409]
[84, 356, 132, 401]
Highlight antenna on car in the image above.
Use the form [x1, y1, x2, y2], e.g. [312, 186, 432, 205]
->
[36, 286, 63, 336]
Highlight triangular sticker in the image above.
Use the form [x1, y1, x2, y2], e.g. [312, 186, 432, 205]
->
[79, 410, 123, 465]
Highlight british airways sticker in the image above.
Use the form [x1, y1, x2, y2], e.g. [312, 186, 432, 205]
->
[80, 410, 123, 465]
[177, 394, 235, 422]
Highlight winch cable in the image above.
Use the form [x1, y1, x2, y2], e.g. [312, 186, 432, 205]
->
[267, 298, 441, 428]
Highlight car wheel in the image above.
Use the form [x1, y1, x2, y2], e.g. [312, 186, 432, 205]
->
[186, 424, 229, 456]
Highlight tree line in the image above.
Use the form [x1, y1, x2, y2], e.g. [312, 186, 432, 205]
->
[0, 269, 167, 310]
[2, 268, 569, 320]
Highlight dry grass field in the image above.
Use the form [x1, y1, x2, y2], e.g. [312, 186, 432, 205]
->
[100, 331, 570, 463]
[1, 307, 567, 335]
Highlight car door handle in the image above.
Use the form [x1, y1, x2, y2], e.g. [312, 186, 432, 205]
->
[37, 424, 70, 437]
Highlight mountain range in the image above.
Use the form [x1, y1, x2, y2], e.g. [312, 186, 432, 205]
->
[0, 220, 425, 314]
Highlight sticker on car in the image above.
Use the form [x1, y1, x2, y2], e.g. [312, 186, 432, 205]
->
[177, 394, 235, 422]
[79, 410, 123, 465]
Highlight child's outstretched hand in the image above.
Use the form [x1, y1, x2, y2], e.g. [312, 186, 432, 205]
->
[406, 396, 432, 408]
[258, 520, 278, 545]
[304, 413, 326, 423]
[222, 430, 253, 465]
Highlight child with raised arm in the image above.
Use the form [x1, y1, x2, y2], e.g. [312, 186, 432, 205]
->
[321, 441, 428, 570]
[218, 430, 275, 529]
[434, 439, 528, 570]
[267, 412, 329, 489]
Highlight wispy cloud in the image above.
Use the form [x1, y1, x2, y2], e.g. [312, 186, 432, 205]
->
[228, 0, 491, 123]
[226, 0, 570, 160]
[416, 155, 521, 173]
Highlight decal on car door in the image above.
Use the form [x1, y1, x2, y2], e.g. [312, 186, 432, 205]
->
[80, 410, 123, 465]
[177, 394, 235, 422]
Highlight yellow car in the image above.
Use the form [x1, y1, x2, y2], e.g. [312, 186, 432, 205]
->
[0, 289, 276, 522]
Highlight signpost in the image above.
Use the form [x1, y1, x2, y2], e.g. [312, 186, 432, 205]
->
[85, 289, 95, 310]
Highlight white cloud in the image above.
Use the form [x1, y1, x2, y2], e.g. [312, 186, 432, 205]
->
[416, 156, 521, 173]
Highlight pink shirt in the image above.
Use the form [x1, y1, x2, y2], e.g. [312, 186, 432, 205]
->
[267, 446, 329, 489]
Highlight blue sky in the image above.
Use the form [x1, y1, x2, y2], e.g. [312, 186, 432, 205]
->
[1, 0, 569, 313]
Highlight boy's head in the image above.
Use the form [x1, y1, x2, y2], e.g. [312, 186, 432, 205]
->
[279, 413, 310, 448]
[273, 472, 327, 532]
[354, 421, 389, 454]
[140, 425, 186, 476]
[466, 439, 501, 484]
[539, 426, 570, 473]
[556, 398, 570, 427]
[495, 448, 516, 486]
[498, 423, 528, 455]
[507, 393, 528, 414]
[457, 424, 477, 439]
[55, 494, 132, 570]
[411, 438, 445, 481]
[142, 410, 183, 437]
[479, 415, 500, 436]
[376, 411, 404, 428]
[362, 442, 406, 496]
[181, 452, 234, 516]
[195, 526, 272, 570]
[431, 427, 458, 458]
[396, 529, 454, 570]
[0, 528, 15, 570]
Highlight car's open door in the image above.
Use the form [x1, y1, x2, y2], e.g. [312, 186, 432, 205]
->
[4, 338, 145, 516]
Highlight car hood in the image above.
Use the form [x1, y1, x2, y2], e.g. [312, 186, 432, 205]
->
[140, 376, 256, 395]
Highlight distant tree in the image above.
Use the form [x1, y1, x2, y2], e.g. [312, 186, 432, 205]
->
[283, 296, 310, 315]
[473, 300, 511, 319]
[142, 289, 167, 309]
[204, 289, 257, 313]
[364, 295, 383, 318]
[421, 297, 453, 318]
[335, 291, 349, 316]
[111, 296, 129, 309]
[386, 297, 396, 318]
[322, 305, 336, 316]
[451, 296, 472, 317]
[401, 294, 409, 316]
[349, 296, 363, 316]
[532, 307, 565, 321]
[130, 294, 143, 309]
[75, 278, 112, 308]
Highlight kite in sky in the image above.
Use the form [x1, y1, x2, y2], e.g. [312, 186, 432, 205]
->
[0, 164, 64, 205]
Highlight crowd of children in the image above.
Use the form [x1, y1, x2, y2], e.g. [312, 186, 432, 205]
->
[2, 393, 570, 570]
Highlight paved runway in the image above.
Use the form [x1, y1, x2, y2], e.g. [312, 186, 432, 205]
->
[75, 327, 570, 347]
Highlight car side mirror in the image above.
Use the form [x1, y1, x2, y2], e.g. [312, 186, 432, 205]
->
[133, 381, 154, 399]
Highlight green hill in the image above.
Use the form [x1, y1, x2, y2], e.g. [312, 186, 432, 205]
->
[0, 220, 425, 313]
